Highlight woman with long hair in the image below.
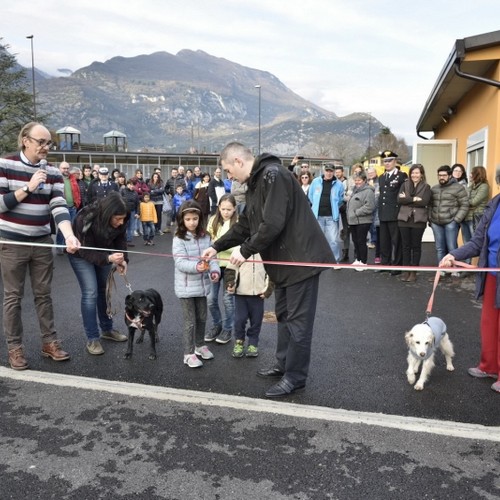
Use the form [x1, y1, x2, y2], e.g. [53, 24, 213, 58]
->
[148, 171, 166, 234]
[68, 191, 129, 355]
[462, 166, 490, 243]
[397, 164, 432, 282]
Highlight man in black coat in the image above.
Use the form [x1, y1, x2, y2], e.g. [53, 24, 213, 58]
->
[202, 142, 334, 398]
[377, 150, 407, 275]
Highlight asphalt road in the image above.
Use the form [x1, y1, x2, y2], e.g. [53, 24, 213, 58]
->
[0, 232, 498, 499]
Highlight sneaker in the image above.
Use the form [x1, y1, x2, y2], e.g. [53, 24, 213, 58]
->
[41, 340, 70, 361]
[216, 329, 232, 344]
[468, 367, 497, 379]
[204, 325, 222, 342]
[101, 330, 128, 342]
[355, 262, 367, 272]
[246, 345, 259, 357]
[367, 243, 375, 249]
[194, 345, 214, 360]
[8, 345, 28, 370]
[374, 257, 381, 264]
[156, 230, 164, 235]
[491, 381, 500, 393]
[86, 340, 104, 355]
[232, 340, 244, 358]
[134, 231, 140, 237]
[451, 272, 460, 278]
[351, 259, 361, 266]
[184, 353, 203, 368]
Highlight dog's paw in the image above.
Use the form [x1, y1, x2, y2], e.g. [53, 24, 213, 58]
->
[446, 364, 455, 372]
[414, 382, 424, 390]
[124, 353, 132, 359]
[407, 373, 416, 385]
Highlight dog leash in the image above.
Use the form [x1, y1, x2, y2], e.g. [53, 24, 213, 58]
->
[106, 266, 134, 318]
[425, 261, 476, 317]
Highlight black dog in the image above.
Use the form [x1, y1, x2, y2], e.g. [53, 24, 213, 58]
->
[124, 289, 163, 360]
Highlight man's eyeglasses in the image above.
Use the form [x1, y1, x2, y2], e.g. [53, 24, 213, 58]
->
[28, 136, 54, 148]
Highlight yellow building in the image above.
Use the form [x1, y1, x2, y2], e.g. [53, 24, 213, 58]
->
[415, 29, 500, 191]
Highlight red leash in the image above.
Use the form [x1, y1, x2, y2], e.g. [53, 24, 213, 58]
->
[425, 261, 477, 316]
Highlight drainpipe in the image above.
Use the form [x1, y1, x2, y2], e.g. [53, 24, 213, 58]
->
[454, 60, 500, 88]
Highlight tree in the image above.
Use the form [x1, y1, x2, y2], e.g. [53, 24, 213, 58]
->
[0, 40, 36, 155]
[370, 127, 410, 163]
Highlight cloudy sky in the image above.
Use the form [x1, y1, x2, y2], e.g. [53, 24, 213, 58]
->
[4, 0, 500, 144]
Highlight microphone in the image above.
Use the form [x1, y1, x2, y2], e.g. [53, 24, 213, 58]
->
[38, 159, 47, 190]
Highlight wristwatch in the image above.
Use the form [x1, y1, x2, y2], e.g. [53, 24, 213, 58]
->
[22, 185, 31, 194]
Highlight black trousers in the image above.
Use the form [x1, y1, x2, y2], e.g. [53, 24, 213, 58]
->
[274, 273, 320, 386]
[379, 220, 402, 266]
[350, 223, 371, 264]
[399, 225, 425, 266]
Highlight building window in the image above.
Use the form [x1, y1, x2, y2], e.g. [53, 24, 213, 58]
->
[466, 127, 487, 169]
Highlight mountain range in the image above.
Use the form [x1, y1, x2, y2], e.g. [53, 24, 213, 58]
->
[31, 49, 383, 155]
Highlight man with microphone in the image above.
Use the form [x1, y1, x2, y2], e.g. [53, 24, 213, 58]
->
[0, 122, 80, 370]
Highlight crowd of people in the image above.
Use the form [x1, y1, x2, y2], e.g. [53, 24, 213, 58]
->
[0, 123, 498, 397]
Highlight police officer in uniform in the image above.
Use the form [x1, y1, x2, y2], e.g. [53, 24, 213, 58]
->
[376, 150, 407, 275]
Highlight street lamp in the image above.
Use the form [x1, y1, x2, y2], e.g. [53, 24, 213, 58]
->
[26, 35, 36, 120]
[255, 84, 261, 155]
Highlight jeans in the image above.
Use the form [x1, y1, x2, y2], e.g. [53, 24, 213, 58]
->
[126, 211, 136, 242]
[0, 236, 57, 348]
[208, 269, 235, 331]
[317, 216, 342, 262]
[431, 221, 459, 263]
[142, 221, 155, 242]
[68, 255, 113, 340]
[234, 295, 264, 346]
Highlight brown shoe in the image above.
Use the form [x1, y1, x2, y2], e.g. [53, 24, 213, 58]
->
[41, 340, 70, 361]
[400, 272, 410, 282]
[8, 345, 29, 370]
[407, 271, 417, 282]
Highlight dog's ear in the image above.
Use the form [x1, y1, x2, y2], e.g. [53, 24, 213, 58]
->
[404, 331, 413, 347]
[125, 295, 132, 306]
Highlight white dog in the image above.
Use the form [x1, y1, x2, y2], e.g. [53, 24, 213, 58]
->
[405, 317, 455, 390]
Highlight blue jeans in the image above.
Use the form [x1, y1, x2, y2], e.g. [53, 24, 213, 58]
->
[317, 216, 341, 262]
[68, 255, 113, 340]
[208, 269, 235, 331]
[126, 211, 136, 242]
[431, 221, 459, 263]
[142, 221, 155, 242]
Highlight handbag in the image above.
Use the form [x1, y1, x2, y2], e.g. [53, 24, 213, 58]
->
[162, 194, 171, 213]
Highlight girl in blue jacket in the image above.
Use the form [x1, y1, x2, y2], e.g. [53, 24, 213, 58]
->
[173, 200, 220, 368]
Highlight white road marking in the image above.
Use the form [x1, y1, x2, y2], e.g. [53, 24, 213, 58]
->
[1, 367, 498, 442]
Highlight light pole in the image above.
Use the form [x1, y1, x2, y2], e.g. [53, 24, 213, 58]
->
[26, 35, 36, 121]
[255, 84, 261, 155]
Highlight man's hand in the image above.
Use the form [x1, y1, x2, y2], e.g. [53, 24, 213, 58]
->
[65, 235, 81, 254]
[201, 247, 217, 260]
[229, 247, 246, 266]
